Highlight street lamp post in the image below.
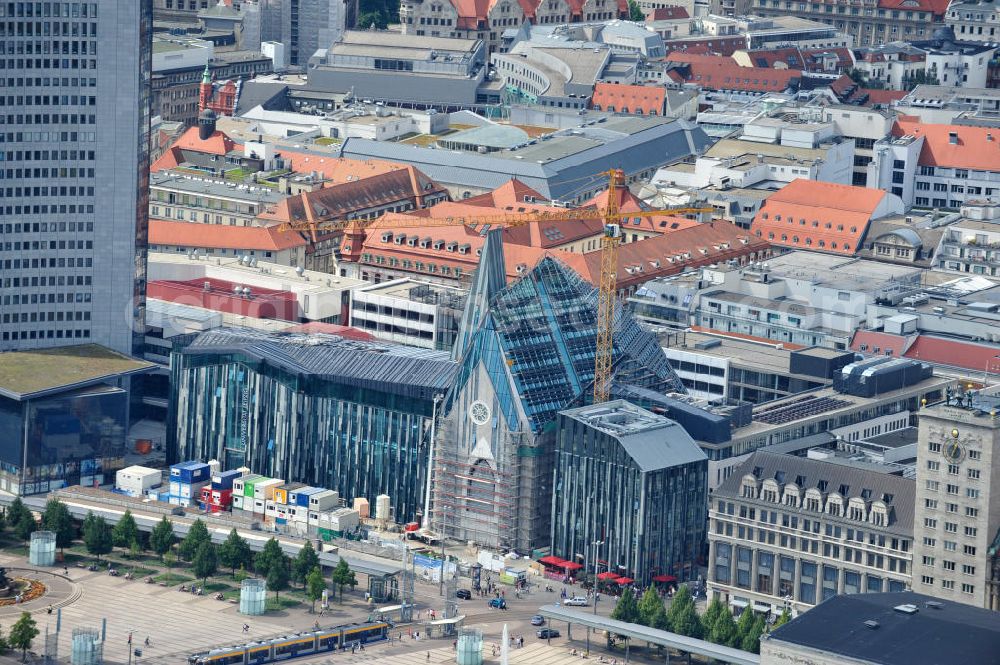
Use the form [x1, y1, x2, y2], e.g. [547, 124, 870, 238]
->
[587, 539, 603, 656]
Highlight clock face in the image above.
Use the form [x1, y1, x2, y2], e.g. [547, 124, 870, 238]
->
[469, 400, 491, 426]
[942, 440, 965, 464]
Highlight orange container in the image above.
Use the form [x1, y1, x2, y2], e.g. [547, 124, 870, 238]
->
[135, 439, 152, 455]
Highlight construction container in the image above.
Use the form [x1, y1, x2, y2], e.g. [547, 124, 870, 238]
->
[322, 508, 360, 533]
[211, 469, 242, 490]
[353, 497, 370, 519]
[116, 465, 161, 497]
[252, 478, 283, 501]
[273, 482, 306, 505]
[29, 530, 56, 567]
[232, 495, 245, 510]
[170, 461, 210, 484]
[252, 498, 266, 514]
[288, 505, 308, 522]
[309, 490, 339, 512]
[375, 494, 391, 521]
[234, 474, 263, 498]
[290, 486, 322, 507]
[179, 480, 210, 499]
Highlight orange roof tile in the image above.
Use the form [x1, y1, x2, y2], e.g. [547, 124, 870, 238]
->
[677, 61, 802, 93]
[591, 83, 666, 116]
[149, 219, 308, 252]
[280, 150, 403, 183]
[751, 180, 887, 255]
[861, 88, 907, 106]
[894, 120, 1000, 172]
[151, 126, 241, 172]
[878, 0, 948, 16]
[647, 6, 689, 19]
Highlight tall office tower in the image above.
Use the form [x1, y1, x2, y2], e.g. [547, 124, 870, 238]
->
[0, 1, 152, 355]
[913, 389, 1000, 610]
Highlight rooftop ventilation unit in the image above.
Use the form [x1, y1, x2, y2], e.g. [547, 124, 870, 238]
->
[893, 604, 919, 615]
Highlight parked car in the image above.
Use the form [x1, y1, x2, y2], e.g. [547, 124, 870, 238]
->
[563, 596, 589, 606]
[456, 589, 472, 600]
[488, 598, 507, 609]
[536, 628, 560, 639]
[530, 615, 545, 626]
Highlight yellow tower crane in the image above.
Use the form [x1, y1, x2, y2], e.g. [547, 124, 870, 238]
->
[279, 169, 712, 403]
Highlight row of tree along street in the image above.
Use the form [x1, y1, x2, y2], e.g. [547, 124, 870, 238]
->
[610, 585, 790, 655]
[4, 498, 359, 613]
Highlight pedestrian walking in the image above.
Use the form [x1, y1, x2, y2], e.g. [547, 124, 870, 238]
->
[242, 624, 250, 633]
[427, 652, 431, 661]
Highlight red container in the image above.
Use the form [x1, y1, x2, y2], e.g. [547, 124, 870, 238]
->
[404, 522, 420, 532]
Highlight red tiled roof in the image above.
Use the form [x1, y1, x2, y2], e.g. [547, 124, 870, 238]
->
[647, 6, 689, 19]
[861, 88, 907, 106]
[450, 0, 626, 28]
[679, 61, 801, 93]
[829, 74, 857, 97]
[751, 180, 887, 255]
[149, 219, 308, 252]
[461, 178, 549, 210]
[280, 151, 403, 182]
[849, 331, 913, 357]
[151, 126, 241, 172]
[662, 38, 745, 57]
[283, 322, 377, 341]
[877, 0, 949, 16]
[802, 47, 855, 71]
[591, 83, 666, 115]
[851, 331, 1000, 373]
[894, 120, 1000, 172]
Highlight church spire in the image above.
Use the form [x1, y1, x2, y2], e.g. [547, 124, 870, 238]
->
[198, 64, 213, 112]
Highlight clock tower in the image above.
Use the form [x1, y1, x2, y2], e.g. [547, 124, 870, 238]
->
[913, 389, 1000, 610]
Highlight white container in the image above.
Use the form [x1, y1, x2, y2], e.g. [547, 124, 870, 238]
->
[232, 495, 245, 510]
[265, 500, 278, 517]
[179, 480, 210, 499]
[308, 490, 339, 511]
[253, 499, 266, 514]
[308, 511, 320, 526]
[169, 481, 181, 496]
[328, 508, 360, 532]
[116, 466, 161, 495]
[375, 494, 391, 521]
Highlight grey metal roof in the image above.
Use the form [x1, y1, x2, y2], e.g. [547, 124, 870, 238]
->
[337, 118, 711, 201]
[183, 328, 457, 397]
[537, 605, 759, 665]
[881, 227, 923, 247]
[767, 591, 1000, 665]
[716, 450, 914, 533]
[560, 400, 707, 471]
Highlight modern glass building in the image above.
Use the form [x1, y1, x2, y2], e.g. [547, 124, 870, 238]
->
[435, 231, 685, 553]
[552, 401, 708, 585]
[169, 329, 457, 523]
[0, 345, 155, 495]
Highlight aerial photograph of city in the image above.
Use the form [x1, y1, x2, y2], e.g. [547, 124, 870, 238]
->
[0, 0, 999, 663]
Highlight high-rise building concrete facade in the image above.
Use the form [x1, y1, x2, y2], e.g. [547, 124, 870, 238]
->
[913, 390, 1000, 611]
[0, 0, 152, 356]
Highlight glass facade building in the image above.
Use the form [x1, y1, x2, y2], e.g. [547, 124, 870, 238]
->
[0, 386, 128, 495]
[435, 230, 686, 553]
[169, 329, 457, 524]
[551, 401, 708, 584]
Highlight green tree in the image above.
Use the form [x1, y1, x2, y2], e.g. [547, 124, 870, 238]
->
[9, 612, 37, 662]
[627, 0, 645, 21]
[330, 559, 356, 602]
[150, 516, 175, 561]
[192, 541, 218, 585]
[219, 529, 253, 576]
[773, 608, 792, 628]
[736, 604, 755, 642]
[710, 604, 741, 648]
[700, 597, 725, 638]
[41, 499, 75, 553]
[610, 587, 640, 624]
[164, 551, 177, 574]
[293, 541, 320, 587]
[357, 10, 388, 29]
[82, 512, 112, 561]
[306, 566, 326, 613]
[740, 614, 766, 654]
[6, 498, 29, 531]
[637, 587, 663, 627]
[179, 519, 210, 561]
[665, 585, 702, 638]
[266, 560, 290, 601]
[128, 540, 142, 560]
[112, 509, 140, 552]
[255, 537, 285, 578]
[234, 564, 248, 584]
[13, 511, 36, 542]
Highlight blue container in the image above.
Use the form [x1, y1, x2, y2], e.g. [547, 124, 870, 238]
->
[170, 461, 211, 484]
[212, 470, 241, 490]
[291, 487, 322, 507]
